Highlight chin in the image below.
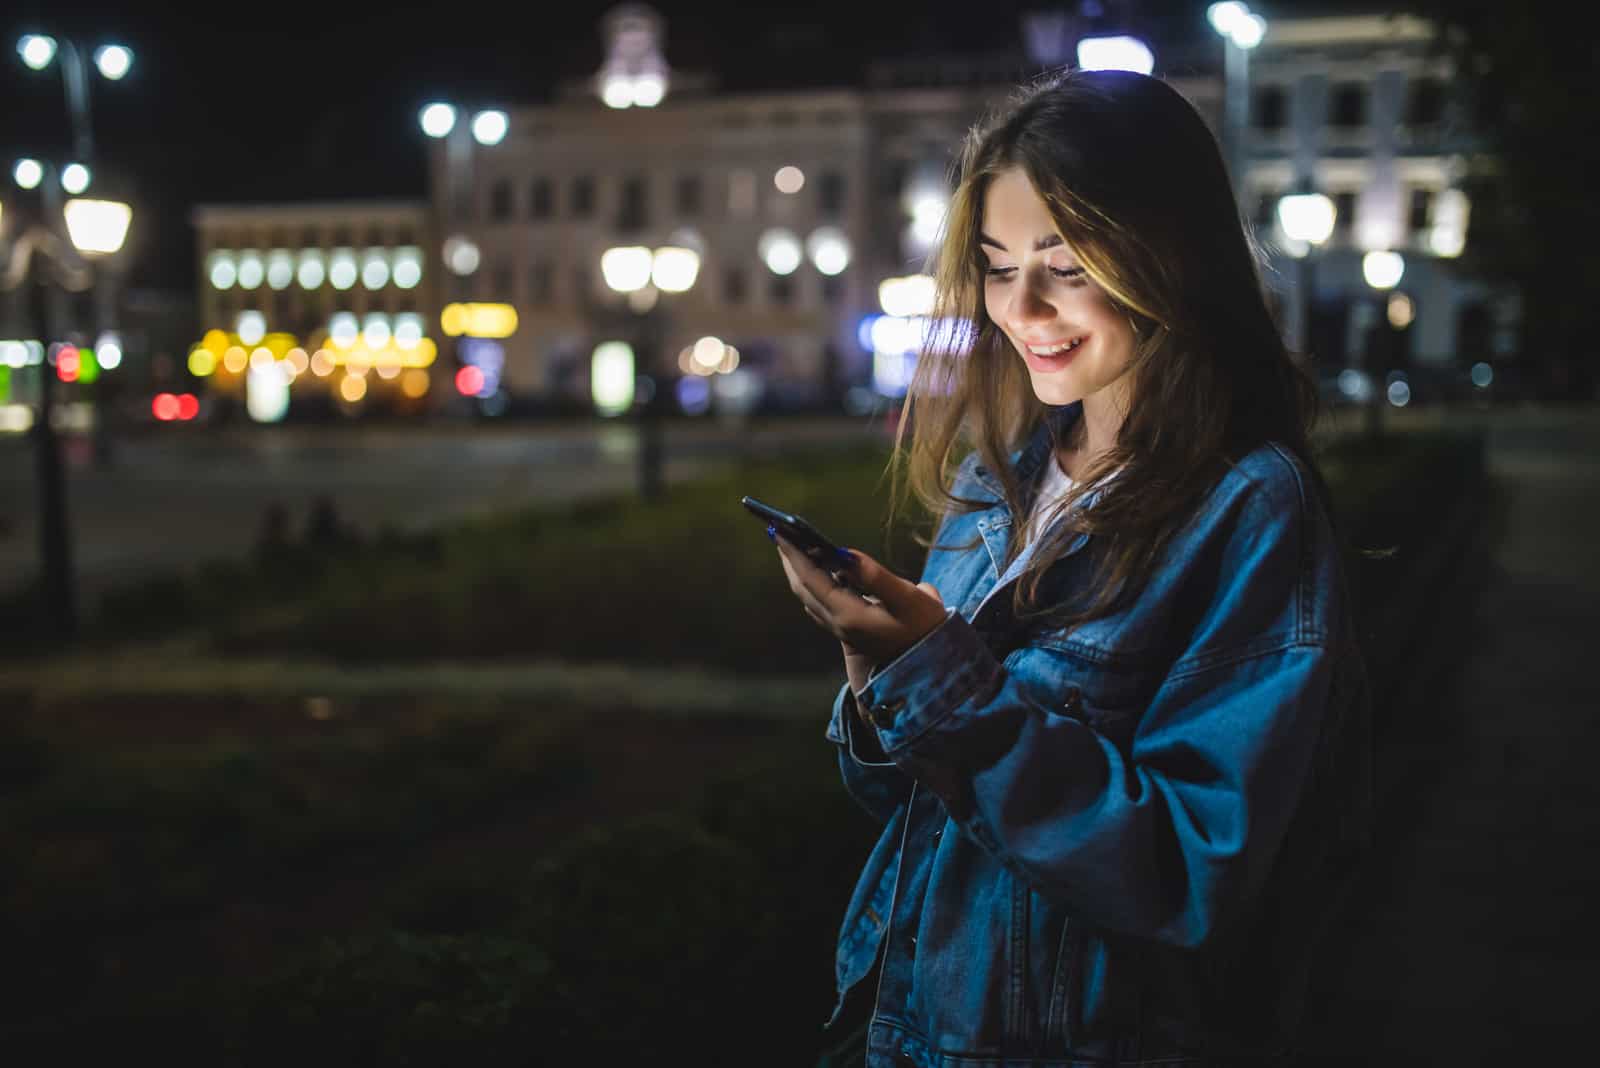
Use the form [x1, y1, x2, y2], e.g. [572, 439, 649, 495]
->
[1027, 375, 1083, 407]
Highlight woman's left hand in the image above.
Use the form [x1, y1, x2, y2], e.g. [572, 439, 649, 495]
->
[773, 532, 947, 672]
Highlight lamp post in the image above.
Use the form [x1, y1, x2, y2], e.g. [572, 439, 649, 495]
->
[1, 161, 131, 642]
[597, 242, 701, 502]
[1276, 188, 1336, 364]
[1360, 250, 1406, 441]
[1207, 3, 1267, 217]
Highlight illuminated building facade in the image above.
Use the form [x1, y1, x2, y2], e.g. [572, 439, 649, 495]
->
[189, 201, 440, 419]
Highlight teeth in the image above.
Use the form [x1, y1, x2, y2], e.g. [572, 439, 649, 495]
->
[1029, 337, 1084, 356]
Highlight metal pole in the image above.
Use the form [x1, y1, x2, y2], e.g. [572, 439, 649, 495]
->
[1224, 39, 1248, 216]
[28, 179, 79, 641]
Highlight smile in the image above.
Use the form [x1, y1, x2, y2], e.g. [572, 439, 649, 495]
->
[1025, 336, 1086, 357]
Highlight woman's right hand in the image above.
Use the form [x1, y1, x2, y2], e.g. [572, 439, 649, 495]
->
[843, 580, 943, 696]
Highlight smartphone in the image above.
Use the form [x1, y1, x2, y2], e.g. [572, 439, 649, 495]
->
[741, 496, 849, 562]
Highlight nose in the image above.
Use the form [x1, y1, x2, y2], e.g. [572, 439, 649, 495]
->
[1007, 268, 1056, 331]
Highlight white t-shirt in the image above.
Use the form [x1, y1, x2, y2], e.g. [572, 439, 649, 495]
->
[1025, 451, 1078, 546]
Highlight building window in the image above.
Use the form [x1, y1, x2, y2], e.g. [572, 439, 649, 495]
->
[571, 175, 595, 218]
[1333, 191, 1357, 237]
[1329, 83, 1366, 128]
[723, 265, 746, 305]
[1408, 188, 1434, 232]
[490, 179, 514, 222]
[1252, 86, 1286, 130]
[728, 169, 756, 218]
[818, 171, 845, 218]
[530, 260, 553, 304]
[492, 260, 514, 298]
[617, 175, 649, 232]
[530, 177, 553, 220]
[1406, 78, 1444, 127]
[676, 174, 702, 217]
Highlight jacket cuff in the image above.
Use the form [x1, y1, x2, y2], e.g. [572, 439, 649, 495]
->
[854, 606, 1000, 755]
[826, 680, 895, 766]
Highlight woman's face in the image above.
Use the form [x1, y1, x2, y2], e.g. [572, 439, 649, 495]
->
[980, 166, 1137, 408]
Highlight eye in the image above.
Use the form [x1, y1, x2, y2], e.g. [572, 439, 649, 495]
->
[983, 266, 1016, 281]
[1051, 266, 1087, 282]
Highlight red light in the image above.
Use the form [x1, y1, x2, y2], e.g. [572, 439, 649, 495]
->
[152, 393, 180, 421]
[177, 394, 200, 420]
[58, 347, 81, 383]
[455, 366, 485, 396]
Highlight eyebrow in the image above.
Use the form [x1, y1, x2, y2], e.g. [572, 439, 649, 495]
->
[978, 233, 1064, 253]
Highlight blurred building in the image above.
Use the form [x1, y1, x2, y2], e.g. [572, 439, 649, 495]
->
[188, 201, 439, 420]
[1238, 12, 1518, 392]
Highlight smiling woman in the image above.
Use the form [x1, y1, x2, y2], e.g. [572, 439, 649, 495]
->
[774, 69, 1381, 1067]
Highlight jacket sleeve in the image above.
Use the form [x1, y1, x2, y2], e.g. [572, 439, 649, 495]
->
[849, 483, 1339, 951]
[825, 680, 914, 825]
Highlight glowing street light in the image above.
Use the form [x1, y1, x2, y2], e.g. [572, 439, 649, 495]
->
[1209, 3, 1267, 213]
[60, 162, 90, 194]
[93, 44, 132, 80]
[17, 34, 56, 70]
[601, 246, 654, 293]
[62, 198, 131, 255]
[13, 157, 43, 189]
[419, 101, 457, 138]
[1277, 192, 1337, 250]
[471, 109, 508, 146]
[1076, 36, 1155, 75]
[1362, 251, 1405, 290]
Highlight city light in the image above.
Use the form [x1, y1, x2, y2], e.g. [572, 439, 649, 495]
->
[1277, 193, 1337, 247]
[93, 44, 133, 80]
[329, 312, 359, 349]
[208, 250, 238, 289]
[62, 198, 131, 254]
[401, 369, 431, 398]
[392, 246, 423, 289]
[601, 246, 653, 293]
[362, 313, 392, 349]
[188, 347, 217, 377]
[1428, 189, 1470, 258]
[439, 302, 519, 338]
[266, 249, 294, 290]
[13, 158, 43, 190]
[1363, 250, 1405, 289]
[1387, 292, 1415, 329]
[60, 163, 91, 194]
[247, 363, 290, 423]
[1208, 3, 1265, 49]
[237, 311, 267, 346]
[454, 365, 485, 397]
[443, 235, 480, 276]
[471, 109, 508, 146]
[328, 248, 358, 289]
[296, 249, 325, 289]
[1076, 36, 1156, 75]
[878, 274, 937, 317]
[237, 249, 265, 289]
[590, 341, 635, 416]
[774, 166, 805, 194]
[631, 72, 665, 107]
[394, 312, 424, 349]
[908, 192, 947, 249]
[18, 35, 56, 71]
[95, 331, 122, 369]
[361, 248, 389, 289]
[419, 102, 457, 138]
[806, 227, 851, 276]
[650, 246, 701, 293]
[152, 393, 181, 421]
[341, 374, 368, 403]
[758, 228, 801, 275]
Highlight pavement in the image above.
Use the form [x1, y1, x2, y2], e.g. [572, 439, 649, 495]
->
[1297, 404, 1600, 1062]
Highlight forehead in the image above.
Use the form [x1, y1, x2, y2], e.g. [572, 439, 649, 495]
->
[981, 167, 1066, 243]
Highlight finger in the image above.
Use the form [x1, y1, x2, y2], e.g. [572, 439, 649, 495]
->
[842, 549, 924, 615]
[915, 581, 944, 605]
[775, 532, 851, 603]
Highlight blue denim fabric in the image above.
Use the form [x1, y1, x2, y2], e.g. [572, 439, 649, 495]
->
[821, 401, 1374, 1066]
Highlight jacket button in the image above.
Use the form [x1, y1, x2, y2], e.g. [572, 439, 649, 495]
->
[1062, 687, 1083, 713]
[871, 697, 906, 730]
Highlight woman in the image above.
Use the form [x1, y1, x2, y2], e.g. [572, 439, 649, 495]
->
[773, 70, 1376, 1066]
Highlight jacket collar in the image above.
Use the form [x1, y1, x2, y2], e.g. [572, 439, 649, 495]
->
[970, 402, 1082, 501]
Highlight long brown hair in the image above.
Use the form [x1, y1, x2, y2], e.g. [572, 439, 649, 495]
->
[883, 69, 1373, 635]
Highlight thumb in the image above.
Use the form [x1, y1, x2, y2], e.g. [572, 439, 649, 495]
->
[916, 581, 944, 605]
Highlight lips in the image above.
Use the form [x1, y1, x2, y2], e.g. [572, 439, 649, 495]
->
[1021, 333, 1087, 371]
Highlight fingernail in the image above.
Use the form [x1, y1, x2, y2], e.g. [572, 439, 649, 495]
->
[836, 547, 855, 566]
[766, 524, 777, 543]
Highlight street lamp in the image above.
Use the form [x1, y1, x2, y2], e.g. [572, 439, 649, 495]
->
[1359, 251, 1406, 440]
[1276, 189, 1336, 359]
[598, 243, 701, 501]
[1208, 3, 1266, 218]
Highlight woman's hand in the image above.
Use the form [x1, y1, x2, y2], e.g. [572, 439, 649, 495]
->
[772, 532, 946, 694]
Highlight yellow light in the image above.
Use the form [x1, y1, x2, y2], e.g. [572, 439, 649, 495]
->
[203, 329, 230, 355]
[692, 335, 724, 369]
[440, 302, 517, 339]
[774, 165, 805, 194]
[377, 362, 402, 380]
[188, 347, 218, 377]
[1386, 292, 1415, 329]
[250, 347, 275, 370]
[340, 375, 368, 403]
[286, 347, 309, 374]
[401, 369, 431, 398]
[310, 349, 335, 377]
[718, 345, 740, 374]
[264, 332, 297, 358]
[223, 345, 249, 373]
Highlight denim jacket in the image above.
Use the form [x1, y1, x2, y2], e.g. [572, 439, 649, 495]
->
[822, 402, 1374, 1066]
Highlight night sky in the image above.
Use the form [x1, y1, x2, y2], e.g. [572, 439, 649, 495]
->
[2, 0, 1338, 292]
